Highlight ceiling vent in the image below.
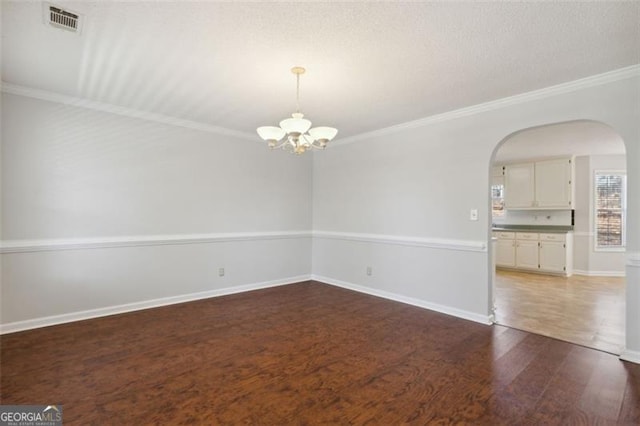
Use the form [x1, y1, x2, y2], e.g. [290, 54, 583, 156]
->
[43, 3, 82, 33]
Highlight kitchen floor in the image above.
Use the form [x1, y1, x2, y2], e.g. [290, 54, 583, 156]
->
[494, 269, 625, 354]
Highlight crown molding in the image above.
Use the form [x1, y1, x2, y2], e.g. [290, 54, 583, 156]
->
[0, 82, 257, 142]
[335, 64, 640, 146]
[3, 65, 639, 146]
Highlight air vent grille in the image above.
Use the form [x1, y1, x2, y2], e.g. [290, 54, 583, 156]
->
[46, 4, 80, 32]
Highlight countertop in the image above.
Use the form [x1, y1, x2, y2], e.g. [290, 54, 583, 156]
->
[491, 225, 573, 233]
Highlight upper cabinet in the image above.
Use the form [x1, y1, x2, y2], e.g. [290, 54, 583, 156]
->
[504, 162, 535, 208]
[534, 158, 573, 208]
[504, 157, 573, 209]
[491, 166, 505, 177]
[491, 165, 505, 186]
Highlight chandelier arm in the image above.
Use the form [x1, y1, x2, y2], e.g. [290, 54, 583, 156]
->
[273, 140, 289, 150]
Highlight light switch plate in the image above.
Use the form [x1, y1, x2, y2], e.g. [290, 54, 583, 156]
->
[470, 209, 478, 221]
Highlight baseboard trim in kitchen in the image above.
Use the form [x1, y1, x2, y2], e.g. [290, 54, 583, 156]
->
[620, 349, 640, 365]
[573, 269, 626, 277]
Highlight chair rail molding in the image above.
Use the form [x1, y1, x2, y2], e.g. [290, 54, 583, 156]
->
[0, 231, 312, 254]
[312, 230, 487, 252]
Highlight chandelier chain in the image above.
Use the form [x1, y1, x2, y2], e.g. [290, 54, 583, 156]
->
[296, 72, 300, 113]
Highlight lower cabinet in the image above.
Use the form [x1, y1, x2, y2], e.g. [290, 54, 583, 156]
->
[515, 240, 539, 270]
[493, 230, 573, 276]
[539, 233, 573, 274]
[495, 233, 516, 267]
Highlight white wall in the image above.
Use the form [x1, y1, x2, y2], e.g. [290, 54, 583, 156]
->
[1, 93, 313, 330]
[312, 74, 640, 359]
[574, 154, 627, 276]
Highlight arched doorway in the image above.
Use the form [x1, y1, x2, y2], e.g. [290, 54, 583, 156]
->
[488, 120, 627, 354]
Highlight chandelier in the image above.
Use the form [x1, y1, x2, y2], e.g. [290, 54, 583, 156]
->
[257, 67, 338, 155]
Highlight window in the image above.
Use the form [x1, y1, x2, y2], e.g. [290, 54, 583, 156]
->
[595, 172, 626, 249]
[491, 183, 505, 217]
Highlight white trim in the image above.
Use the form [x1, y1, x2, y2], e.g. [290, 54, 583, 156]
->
[0, 231, 312, 254]
[0, 82, 256, 142]
[628, 251, 640, 268]
[594, 247, 627, 253]
[620, 349, 640, 365]
[573, 231, 593, 238]
[0, 274, 311, 334]
[573, 269, 626, 277]
[313, 274, 492, 325]
[313, 231, 487, 252]
[335, 65, 640, 146]
[3, 65, 639, 148]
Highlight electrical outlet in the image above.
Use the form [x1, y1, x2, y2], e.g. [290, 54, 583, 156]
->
[470, 209, 478, 221]
[366, 266, 372, 276]
[218, 267, 225, 277]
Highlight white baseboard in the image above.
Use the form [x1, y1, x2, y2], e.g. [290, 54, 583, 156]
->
[0, 274, 311, 334]
[573, 269, 626, 277]
[620, 349, 640, 364]
[311, 274, 492, 325]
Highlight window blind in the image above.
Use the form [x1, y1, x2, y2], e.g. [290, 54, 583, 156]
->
[595, 173, 625, 248]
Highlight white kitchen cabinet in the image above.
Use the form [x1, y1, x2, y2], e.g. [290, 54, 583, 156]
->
[503, 157, 573, 210]
[515, 237, 539, 270]
[492, 165, 505, 187]
[535, 158, 573, 208]
[492, 165, 505, 177]
[494, 232, 515, 267]
[539, 242, 565, 273]
[493, 231, 573, 276]
[504, 163, 535, 208]
[539, 233, 573, 274]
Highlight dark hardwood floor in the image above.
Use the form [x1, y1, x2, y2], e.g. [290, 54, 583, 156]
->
[2, 281, 639, 424]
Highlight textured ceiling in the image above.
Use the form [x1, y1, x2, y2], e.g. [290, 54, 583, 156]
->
[2, 1, 639, 139]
